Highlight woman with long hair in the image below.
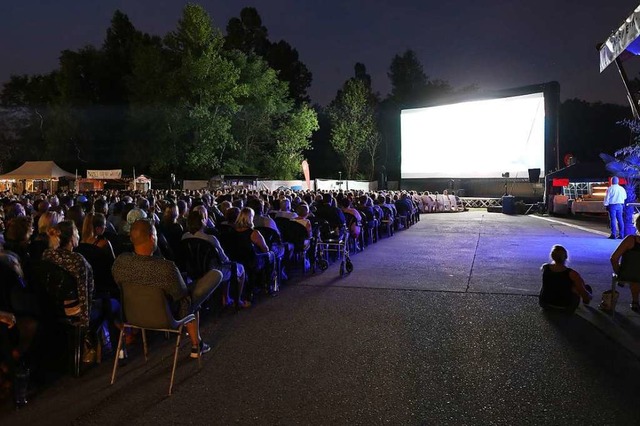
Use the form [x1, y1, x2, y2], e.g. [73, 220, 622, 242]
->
[225, 208, 277, 295]
[43, 221, 120, 361]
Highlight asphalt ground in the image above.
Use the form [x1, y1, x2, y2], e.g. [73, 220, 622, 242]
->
[2, 210, 640, 425]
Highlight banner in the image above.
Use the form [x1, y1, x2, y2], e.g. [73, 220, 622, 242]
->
[302, 160, 311, 190]
[87, 169, 122, 179]
[600, 7, 640, 72]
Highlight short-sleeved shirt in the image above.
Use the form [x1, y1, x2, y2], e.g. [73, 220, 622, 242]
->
[112, 252, 191, 317]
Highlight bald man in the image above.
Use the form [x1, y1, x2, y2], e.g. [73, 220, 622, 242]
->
[112, 219, 222, 357]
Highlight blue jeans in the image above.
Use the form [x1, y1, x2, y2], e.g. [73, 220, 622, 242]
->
[608, 204, 624, 237]
[188, 269, 223, 311]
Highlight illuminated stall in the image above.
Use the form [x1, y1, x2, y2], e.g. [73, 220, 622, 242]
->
[0, 161, 75, 194]
[131, 175, 152, 192]
[545, 162, 610, 215]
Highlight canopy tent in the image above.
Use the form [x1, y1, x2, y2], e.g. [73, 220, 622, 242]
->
[0, 161, 75, 193]
[0, 161, 75, 180]
[599, 4, 640, 117]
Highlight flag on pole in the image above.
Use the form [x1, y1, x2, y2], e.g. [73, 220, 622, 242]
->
[302, 160, 311, 190]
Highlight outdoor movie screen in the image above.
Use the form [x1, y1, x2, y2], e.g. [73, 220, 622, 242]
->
[400, 92, 545, 179]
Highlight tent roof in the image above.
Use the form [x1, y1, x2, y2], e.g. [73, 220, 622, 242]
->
[0, 161, 75, 180]
[546, 162, 610, 182]
[599, 5, 640, 72]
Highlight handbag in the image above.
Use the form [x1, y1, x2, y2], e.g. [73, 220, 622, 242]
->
[599, 289, 619, 312]
[83, 334, 97, 364]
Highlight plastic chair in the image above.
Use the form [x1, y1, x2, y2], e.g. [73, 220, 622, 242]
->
[274, 221, 312, 273]
[180, 238, 223, 281]
[110, 283, 197, 395]
[30, 260, 85, 377]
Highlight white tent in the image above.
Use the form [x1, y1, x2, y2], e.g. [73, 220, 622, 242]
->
[0, 161, 75, 193]
[0, 161, 75, 180]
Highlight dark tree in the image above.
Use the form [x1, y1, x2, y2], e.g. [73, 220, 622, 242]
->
[354, 62, 372, 89]
[225, 7, 270, 56]
[266, 40, 312, 105]
[225, 7, 312, 105]
[559, 99, 631, 163]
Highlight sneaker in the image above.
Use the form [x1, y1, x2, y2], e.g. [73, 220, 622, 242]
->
[608, 235, 616, 239]
[617, 235, 624, 239]
[190, 341, 211, 358]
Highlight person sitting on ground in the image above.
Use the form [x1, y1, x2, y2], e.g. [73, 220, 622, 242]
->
[539, 245, 592, 313]
[182, 209, 250, 308]
[112, 220, 222, 357]
[610, 214, 640, 312]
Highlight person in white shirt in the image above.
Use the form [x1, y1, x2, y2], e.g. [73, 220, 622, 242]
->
[603, 176, 627, 239]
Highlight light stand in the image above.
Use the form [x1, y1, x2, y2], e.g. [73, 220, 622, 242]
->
[502, 172, 509, 196]
[337, 171, 344, 191]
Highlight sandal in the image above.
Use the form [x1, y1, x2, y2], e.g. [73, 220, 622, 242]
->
[631, 302, 640, 313]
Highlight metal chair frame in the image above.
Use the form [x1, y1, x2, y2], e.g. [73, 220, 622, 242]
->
[110, 284, 197, 395]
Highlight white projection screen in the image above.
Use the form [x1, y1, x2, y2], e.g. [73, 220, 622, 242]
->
[401, 92, 545, 179]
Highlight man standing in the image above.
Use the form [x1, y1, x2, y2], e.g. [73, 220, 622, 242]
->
[112, 220, 221, 357]
[603, 176, 627, 239]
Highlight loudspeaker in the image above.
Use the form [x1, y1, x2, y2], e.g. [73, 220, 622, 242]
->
[528, 168, 541, 183]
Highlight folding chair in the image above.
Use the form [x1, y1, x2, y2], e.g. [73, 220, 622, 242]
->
[110, 284, 197, 395]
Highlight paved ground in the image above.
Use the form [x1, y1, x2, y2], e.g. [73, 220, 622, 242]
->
[2, 210, 640, 425]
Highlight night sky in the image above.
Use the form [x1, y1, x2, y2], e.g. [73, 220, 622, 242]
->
[1, 0, 639, 106]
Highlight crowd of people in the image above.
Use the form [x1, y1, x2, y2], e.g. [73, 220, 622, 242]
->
[3, 184, 636, 406]
[0, 186, 422, 406]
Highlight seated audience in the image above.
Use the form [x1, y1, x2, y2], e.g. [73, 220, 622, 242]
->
[77, 213, 117, 298]
[275, 199, 297, 220]
[339, 197, 362, 242]
[225, 208, 276, 294]
[4, 216, 34, 272]
[30, 211, 61, 261]
[182, 210, 250, 308]
[112, 220, 221, 357]
[314, 193, 346, 237]
[292, 203, 313, 238]
[43, 221, 120, 361]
